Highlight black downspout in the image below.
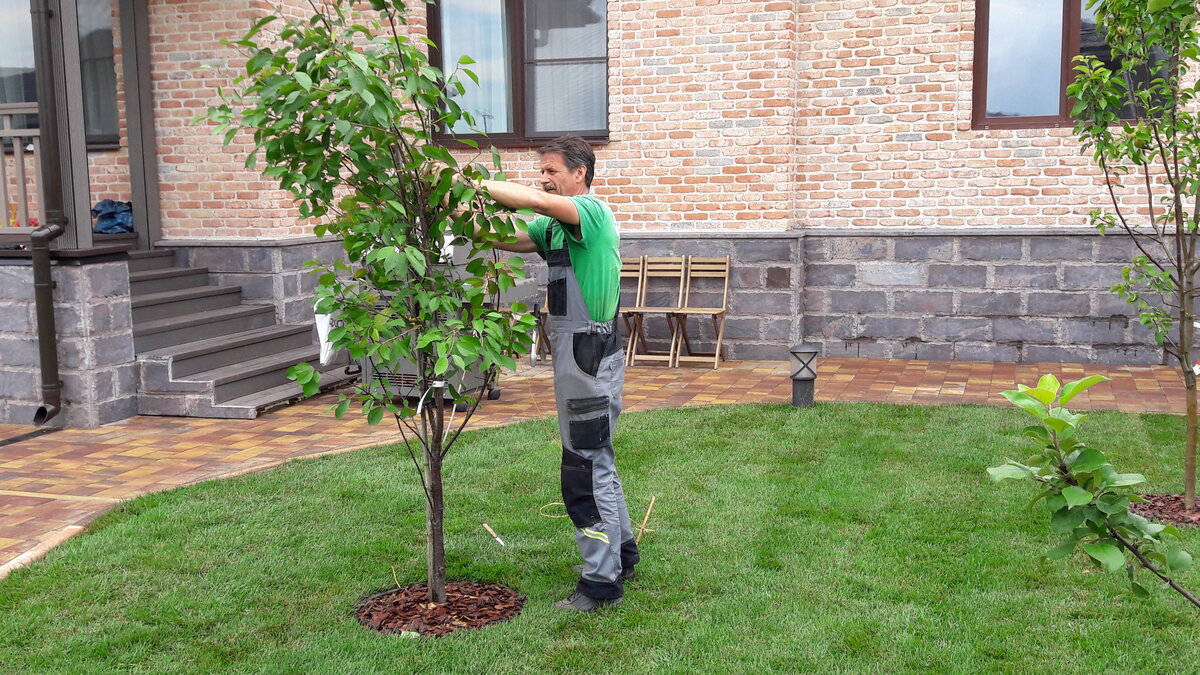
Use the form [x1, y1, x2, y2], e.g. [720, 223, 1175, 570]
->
[31, 224, 66, 425]
[30, 0, 70, 425]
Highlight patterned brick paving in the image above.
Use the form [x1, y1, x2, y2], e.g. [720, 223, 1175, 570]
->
[0, 358, 1188, 578]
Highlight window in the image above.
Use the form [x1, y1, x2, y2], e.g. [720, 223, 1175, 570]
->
[0, 0, 119, 146]
[972, 0, 1136, 129]
[428, 0, 608, 145]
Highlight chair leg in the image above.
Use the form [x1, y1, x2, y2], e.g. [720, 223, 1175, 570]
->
[667, 314, 681, 368]
[625, 314, 640, 366]
[711, 313, 726, 369]
[675, 315, 693, 360]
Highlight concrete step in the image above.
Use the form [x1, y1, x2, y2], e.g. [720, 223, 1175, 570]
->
[141, 324, 315, 378]
[131, 285, 242, 324]
[184, 345, 323, 403]
[129, 266, 210, 295]
[138, 362, 353, 419]
[221, 362, 354, 415]
[133, 304, 277, 352]
[127, 249, 175, 273]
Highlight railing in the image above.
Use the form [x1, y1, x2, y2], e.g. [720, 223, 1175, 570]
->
[0, 103, 44, 235]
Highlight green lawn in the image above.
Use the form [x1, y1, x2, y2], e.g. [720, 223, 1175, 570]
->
[1, 403, 1198, 673]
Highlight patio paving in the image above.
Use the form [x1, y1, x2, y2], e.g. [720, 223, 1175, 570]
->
[0, 357, 1189, 579]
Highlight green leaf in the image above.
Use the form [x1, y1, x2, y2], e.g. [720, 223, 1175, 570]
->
[1096, 496, 1130, 515]
[294, 71, 313, 91]
[1022, 425, 1052, 445]
[1062, 486, 1094, 508]
[987, 464, 1030, 483]
[1131, 581, 1152, 598]
[1001, 390, 1048, 420]
[1046, 539, 1079, 560]
[367, 405, 385, 426]
[347, 51, 371, 74]
[1108, 473, 1146, 487]
[1036, 373, 1061, 398]
[1147, 0, 1171, 11]
[1070, 448, 1108, 473]
[1060, 375, 1108, 405]
[1083, 542, 1126, 573]
[1051, 507, 1088, 533]
[1167, 547, 1193, 573]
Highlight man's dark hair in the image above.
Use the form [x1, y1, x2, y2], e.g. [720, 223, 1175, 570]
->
[538, 135, 596, 188]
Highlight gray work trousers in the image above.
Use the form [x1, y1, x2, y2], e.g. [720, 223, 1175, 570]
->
[551, 322, 639, 599]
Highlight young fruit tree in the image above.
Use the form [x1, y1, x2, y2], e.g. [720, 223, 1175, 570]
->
[205, 0, 536, 603]
[1068, 0, 1200, 510]
[989, 374, 1198, 609]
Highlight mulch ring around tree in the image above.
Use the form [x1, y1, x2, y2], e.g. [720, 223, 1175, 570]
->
[356, 582, 525, 637]
[1130, 493, 1200, 527]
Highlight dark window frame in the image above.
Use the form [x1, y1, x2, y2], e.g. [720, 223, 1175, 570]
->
[972, 0, 1081, 130]
[427, 0, 610, 148]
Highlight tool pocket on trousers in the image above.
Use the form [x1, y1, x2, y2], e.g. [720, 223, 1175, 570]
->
[548, 279, 567, 315]
[573, 332, 619, 377]
[561, 449, 602, 528]
[567, 396, 608, 415]
[569, 414, 610, 449]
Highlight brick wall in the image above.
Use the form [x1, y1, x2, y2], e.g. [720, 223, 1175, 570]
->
[794, 1, 1149, 229]
[148, 0, 305, 239]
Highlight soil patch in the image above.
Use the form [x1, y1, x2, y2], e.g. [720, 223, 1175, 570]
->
[356, 582, 524, 637]
[1130, 493, 1200, 527]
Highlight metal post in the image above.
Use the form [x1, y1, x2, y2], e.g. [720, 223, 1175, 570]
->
[788, 344, 819, 408]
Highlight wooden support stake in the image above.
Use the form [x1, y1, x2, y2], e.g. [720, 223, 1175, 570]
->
[635, 495, 657, 545]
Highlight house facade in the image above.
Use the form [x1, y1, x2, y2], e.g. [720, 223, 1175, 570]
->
[0, 0, 1157, 427]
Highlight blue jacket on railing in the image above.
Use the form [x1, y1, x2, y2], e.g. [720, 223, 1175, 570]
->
[91, 199, 134, 234]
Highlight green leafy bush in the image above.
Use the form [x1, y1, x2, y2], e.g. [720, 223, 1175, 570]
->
[989, 374, 1199, 609]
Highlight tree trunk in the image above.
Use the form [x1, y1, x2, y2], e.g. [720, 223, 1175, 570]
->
[1186, 372, 1197, 511]
[425, 393, 447, 603]
[1180, 271, 1197, 511]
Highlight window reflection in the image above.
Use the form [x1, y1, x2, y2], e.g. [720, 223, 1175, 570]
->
[0, 0, 117, 141]
[0, 0, 37, 129]
[985, 0, 1063, 118]
[440, 0, 512, 135]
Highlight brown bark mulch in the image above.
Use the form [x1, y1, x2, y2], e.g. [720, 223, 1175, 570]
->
[1130, 493, 1200, 527]
[356, 582, 525, 637]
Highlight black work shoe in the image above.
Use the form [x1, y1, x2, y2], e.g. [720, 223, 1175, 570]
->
[571, 564, 636, 580]
[552, 591, 624, 612]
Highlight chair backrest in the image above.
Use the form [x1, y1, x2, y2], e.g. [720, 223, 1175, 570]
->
[619, 256, 645, 309]
[681, 256, 730, 311]
[638, 256, 687, 308]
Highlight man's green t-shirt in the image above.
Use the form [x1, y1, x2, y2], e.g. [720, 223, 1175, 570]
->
[526, 194, 620, 323]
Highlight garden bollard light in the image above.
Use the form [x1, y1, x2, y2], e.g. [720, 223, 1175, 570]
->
[788, 344, 819, 407]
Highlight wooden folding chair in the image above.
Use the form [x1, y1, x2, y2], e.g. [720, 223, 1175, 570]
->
[670, 256, 731, 369]
[618, 256, 646, 361]
[626, 256, 687, 366]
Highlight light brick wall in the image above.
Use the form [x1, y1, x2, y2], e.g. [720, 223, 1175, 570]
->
[21, 1, 1157, 240]
[149, 0, 305, 239]
[794, 1, 1150, 229]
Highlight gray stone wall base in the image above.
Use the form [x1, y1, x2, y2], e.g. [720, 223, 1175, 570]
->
[0, 261, 136, 428]
[163, 237, 346, 325]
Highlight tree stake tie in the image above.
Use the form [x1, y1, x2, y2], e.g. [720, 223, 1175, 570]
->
[636, 496, 657, 545]
[481, 523, 506, 547]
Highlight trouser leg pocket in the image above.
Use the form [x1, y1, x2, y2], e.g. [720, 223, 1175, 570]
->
[561, 448, 602, 528]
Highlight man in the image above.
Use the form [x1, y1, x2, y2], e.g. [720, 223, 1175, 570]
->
[479, 135, 639, 611]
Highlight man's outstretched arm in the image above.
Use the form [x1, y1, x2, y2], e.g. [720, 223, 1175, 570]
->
[483, 179, 581, 230]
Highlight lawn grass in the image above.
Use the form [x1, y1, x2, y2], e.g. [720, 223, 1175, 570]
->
[1, 402, 1199, 673]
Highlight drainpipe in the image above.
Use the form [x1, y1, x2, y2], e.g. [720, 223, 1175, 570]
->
[31, 223, 66, 425]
